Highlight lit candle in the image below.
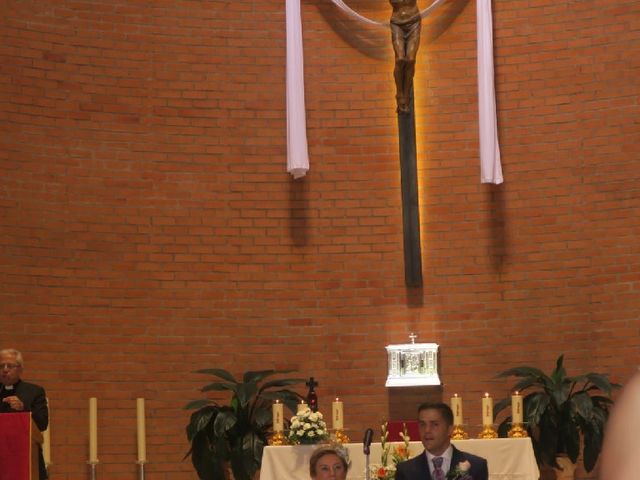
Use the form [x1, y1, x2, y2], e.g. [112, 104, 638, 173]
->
[42, 397, 51, 466]
[297, 399, 307, 414]
[89, 397, 98, 462]
[451, 394, 464, 425]
[332, 397, 344, 430]
[136, 398, 147, 463]
[272, 400, 284, 432]
[482, 393, 493, 426]
[511, 391, 524, 424]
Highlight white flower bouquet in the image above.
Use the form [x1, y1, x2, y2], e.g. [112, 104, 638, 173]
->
[287, 409, 329, 445]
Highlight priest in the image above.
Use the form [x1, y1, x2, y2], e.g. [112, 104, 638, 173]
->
[1, 348, 49, 480]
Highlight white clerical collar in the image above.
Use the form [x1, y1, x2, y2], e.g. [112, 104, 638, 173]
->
[4, 384, 14, 391]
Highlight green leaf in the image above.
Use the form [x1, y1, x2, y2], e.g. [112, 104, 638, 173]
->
[184, 399, 214, 410]
[582, 421, 603, 472]
[496, 366, 547, 379]
[202, 382, 237, 393]
[259, 378, 305, 391]
[236, 381, 258, 408]
[550, 355, 567, 384]
[253, 406, 272, 430]
[214, 409, 238, 437]
[242, 370, 281, 384]
[190, 431, 226, 480]
[585, 373, 620, 395]
[186, 406, 218, 441]
[572, 391, 594, 420]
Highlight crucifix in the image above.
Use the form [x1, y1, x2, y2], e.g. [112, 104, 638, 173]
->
[286, 0, 502, 287]
[305, 377, 319, 412]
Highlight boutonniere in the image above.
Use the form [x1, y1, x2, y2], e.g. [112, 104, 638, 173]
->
[446, 460, 472, 480]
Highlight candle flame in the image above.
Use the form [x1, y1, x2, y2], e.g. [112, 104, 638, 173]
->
[484, 392, 489, 398]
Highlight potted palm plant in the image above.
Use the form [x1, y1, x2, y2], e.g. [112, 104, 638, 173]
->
[185, 368, 303, 480]
[493, 355, 620, 476]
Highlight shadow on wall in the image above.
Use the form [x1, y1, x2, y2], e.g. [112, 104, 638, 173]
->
[289, 178, 310, 246]
[488, 186, 508, 272]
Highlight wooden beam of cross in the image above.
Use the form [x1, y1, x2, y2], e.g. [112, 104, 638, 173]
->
[391, 0, 423, 287]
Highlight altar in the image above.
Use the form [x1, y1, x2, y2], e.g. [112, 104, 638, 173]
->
[260, 438, 539, 480]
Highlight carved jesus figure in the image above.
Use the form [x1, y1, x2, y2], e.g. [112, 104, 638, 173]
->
[389, 0, 421, 113]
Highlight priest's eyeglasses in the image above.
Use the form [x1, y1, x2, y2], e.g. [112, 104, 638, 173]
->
[0, 363, 20, 370]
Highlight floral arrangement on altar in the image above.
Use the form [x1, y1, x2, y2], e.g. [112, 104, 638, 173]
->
[446, 460, 472, 480]
[370, 422, 411, 480]
[287, 409, 329, 445]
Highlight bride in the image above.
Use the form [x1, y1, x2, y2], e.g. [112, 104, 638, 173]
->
[309, 445, 350, 480]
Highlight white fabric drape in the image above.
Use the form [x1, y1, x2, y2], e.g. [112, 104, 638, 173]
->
[286, 0, 310, 179]
[329, 0, 449, 26]
[477, 0, 503, 184]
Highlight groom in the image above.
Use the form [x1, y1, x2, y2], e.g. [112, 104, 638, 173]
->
[395, 402, 488, 480]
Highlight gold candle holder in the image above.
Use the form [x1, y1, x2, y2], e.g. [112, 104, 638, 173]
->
[333, 430, 350, 444]
[508, 423, 528, 438]
[477, 425, 498, 439]
[451, 424, 469, 440]
[268, 431, 288, 446]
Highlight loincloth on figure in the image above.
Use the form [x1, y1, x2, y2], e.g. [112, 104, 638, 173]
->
[390, 14, 421, 41]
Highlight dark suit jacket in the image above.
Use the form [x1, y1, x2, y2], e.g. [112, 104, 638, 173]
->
[395, 445, 488, 480]
[1, 380, 49, 480]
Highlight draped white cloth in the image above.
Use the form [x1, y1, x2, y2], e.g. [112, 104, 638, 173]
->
[285, 0, 310, 179]
[476, 0, 503, 184]
[285, 0, 503, 184]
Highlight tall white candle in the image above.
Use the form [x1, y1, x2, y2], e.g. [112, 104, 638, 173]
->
[451, 394, 464, 425]
[332, 397, 344, 430]
[89, 397, 98, 462]
[512, 391, 524, 424]
[272, 400, 284, 432]
[136, 398, 147, 463]
[482, 393, 493, 426]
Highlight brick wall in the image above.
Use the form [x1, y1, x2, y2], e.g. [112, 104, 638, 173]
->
[1, 0, 638, 478]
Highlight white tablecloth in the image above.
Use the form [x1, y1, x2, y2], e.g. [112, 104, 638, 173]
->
[260, 438, 539, 480]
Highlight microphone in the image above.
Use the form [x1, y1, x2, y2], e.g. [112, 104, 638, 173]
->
[363, 428, 374, 455]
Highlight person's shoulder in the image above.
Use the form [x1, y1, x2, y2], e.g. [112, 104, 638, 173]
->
[453, 447, 487, 465]
[397, 451, 425, 469]
[17, 380, 46, 394]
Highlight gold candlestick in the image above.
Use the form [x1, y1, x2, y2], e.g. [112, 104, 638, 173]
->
[451, 424, 469, 440]
[477, 424, 498, 439]
[268, 431, 288, 446]
[333, 429, 350, 444]
[508, 423, 528, 438]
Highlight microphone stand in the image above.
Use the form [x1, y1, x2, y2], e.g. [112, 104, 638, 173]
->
[363, 428, 373, 480]
[365, 448, 371, 480]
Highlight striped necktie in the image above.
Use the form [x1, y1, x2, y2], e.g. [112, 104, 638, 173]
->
[432, 456, 445, 480]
